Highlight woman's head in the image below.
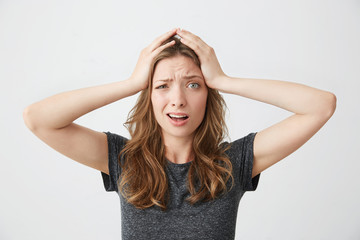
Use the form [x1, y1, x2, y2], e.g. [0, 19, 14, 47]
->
[129, 36, 227, 142]
[120, 36, 232, 210]
[151, 53, 208, 141]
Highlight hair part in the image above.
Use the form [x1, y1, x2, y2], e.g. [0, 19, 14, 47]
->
[119, 36, 233, 210]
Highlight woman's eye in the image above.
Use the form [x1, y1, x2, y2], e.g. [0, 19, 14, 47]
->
[188, 83, 200, 89]
[156, 85, 167, 89]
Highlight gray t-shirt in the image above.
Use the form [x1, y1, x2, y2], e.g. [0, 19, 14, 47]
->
[101, 132, 260, 240]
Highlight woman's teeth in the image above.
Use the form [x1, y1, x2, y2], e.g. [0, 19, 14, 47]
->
[167, 114, 188, 120]
[169, 114, 187, 118]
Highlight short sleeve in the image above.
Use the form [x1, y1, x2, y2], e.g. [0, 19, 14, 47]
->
[100, 132, 128, 192]
[226, 132, 260, 191]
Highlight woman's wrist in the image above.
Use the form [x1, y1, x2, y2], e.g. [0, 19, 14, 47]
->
[123, 77, 148, 95]
[209, 74, 234, 93]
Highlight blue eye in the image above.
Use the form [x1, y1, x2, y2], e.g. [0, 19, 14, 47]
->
[188, 83, 200, 89]
[156, 85, 167, 89]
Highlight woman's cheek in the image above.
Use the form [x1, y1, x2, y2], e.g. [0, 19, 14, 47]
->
[196, 92, 208, 109]
[152, 93, 167, 110]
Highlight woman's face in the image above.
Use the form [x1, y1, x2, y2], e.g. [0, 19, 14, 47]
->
[151, 55, 208, 141]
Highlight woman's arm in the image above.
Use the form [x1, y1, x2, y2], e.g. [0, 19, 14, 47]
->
[23, 28, 178, 175]
[176, 28, 337, 177]
[23, 79, 140, 175]
[24, 79, 140, 131]
[216, 76, 336, 177]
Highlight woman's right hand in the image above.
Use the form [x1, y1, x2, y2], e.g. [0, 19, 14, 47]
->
[130, 28, 178, 90]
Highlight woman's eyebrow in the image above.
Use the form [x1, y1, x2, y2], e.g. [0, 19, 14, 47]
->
[155, 75, 203, 82]
[183, 75, 203, 80]
[155, 78, 172, 83]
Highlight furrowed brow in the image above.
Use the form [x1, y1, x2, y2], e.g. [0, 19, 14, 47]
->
[155, 75, 203, 83]
[183, 75, 203, 80]
[155, 78, 172, 83]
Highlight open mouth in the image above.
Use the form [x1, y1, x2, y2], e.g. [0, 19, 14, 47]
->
[167, 113, 189, 121]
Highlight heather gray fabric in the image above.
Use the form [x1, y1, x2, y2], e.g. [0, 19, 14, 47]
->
[101, 132, 260, 240]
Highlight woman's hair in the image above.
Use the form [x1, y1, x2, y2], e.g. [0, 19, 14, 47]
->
[119, 36, 234, 211]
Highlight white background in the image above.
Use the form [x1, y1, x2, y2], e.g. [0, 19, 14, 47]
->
[1, 0, 359, 239]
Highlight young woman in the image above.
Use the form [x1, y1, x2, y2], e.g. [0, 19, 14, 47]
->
[23, 28, 336, 239]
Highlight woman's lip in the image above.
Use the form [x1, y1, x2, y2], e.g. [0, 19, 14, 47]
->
[167, 114, 190, 127]
[167, 112, 189, 117]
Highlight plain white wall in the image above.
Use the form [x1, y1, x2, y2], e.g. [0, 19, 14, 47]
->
[1, 0, 359, 239]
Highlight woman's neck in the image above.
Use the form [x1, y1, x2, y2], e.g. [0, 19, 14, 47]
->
[163, 134, 194, 164]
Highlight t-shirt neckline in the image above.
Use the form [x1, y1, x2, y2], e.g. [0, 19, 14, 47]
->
[166, 158, 192, 168]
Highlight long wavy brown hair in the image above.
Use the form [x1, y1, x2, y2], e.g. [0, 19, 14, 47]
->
[119, 36, 234, 211]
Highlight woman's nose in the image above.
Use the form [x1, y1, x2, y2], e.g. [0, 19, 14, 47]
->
[171, 87, 186, 107]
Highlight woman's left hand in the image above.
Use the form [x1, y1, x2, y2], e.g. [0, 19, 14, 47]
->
[175, 28, 227, 89]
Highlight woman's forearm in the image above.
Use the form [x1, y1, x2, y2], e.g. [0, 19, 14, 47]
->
[23, 78, 140, 131]
[217, 76, 336, 117]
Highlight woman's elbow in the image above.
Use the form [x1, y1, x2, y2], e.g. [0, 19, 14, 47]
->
[23, 105, 38, 132]
[319, 92, 337, 119]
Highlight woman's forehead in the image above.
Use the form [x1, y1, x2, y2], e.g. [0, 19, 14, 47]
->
[153, 56, 202, 80]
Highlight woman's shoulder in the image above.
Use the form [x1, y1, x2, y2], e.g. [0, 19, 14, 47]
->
[104, 131, 128, 141]
[103, 131, 129, 153]
[222, 132, 257, 156]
